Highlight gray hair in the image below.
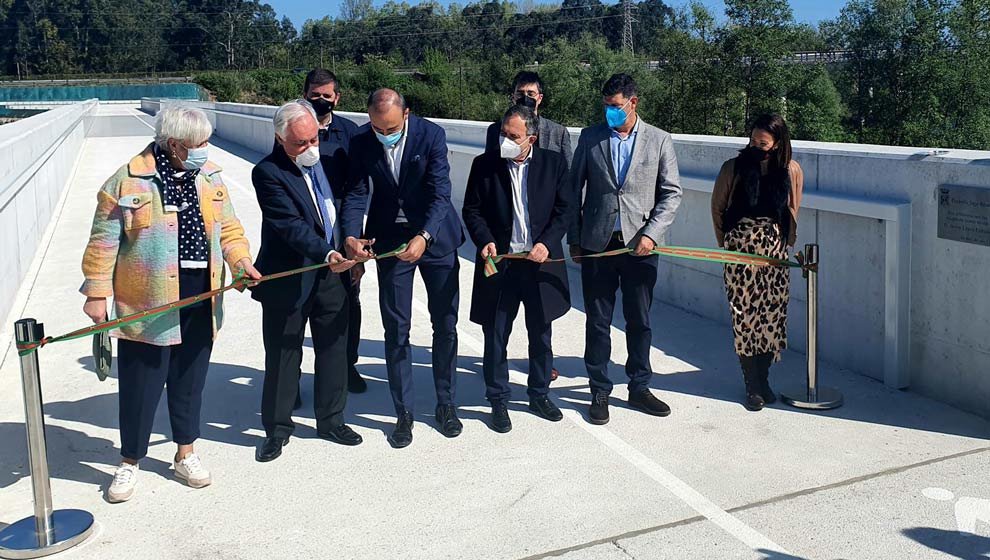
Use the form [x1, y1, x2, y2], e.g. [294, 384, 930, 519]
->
[502, 105, 539, 137]
[154, 104, 213, 150]
[273, 99, 318, 138]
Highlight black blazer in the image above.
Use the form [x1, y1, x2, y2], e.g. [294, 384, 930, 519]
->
[250, 144, 334, 310]
[341, 114, 464, 257]
[462, 147, 572, 325]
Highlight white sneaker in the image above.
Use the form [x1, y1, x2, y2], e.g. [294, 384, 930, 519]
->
[107, 462, 139, 503]
[174, 453, 212, 488]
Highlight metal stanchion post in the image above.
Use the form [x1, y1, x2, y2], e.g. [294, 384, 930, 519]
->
[782, 245, 844, 410]
[0, 319, 94, 559]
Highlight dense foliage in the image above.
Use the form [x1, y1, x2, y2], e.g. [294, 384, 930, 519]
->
[3, 0, 989, 148]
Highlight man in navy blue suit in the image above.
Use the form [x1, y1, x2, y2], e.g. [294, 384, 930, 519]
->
[303, 68, 368, 395]
[341, 89, 465, 449]
[251, 101, 362, 463]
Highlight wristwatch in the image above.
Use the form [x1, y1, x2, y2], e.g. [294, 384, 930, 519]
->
[417, 230, 434, 248]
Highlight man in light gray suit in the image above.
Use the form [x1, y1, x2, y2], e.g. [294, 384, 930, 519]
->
[569, 73, 682, 425]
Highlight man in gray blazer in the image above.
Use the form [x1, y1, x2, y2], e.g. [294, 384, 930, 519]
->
[569, 73, 682, 425]
[485, 71, 573, 169]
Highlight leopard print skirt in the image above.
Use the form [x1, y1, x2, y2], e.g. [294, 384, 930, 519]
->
[723, 217, 789, 360]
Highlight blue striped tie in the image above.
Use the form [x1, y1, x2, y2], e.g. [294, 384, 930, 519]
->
[305, 166, 334, 247]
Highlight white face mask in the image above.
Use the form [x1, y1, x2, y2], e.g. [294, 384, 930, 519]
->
[295, 145, 320, 167]
[499, 135, 530, 160]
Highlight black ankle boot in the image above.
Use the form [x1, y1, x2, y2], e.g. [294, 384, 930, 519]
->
[739, 355, 765, 411]
[756, 353, 777, 404]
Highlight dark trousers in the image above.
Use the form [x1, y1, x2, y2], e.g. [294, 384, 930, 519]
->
[345, 267, 362, 371]
[261, 269, 349, 439]
[376, 245, 459, 416]
[482, 261, 553, 403]
[117, 268, 213, 461]
[581, 236, 658, 396]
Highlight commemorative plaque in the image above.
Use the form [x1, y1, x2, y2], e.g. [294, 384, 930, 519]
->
[937, 185, 990, 247]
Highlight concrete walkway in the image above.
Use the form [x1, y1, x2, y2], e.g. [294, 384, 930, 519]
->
[1, 120, 988, 559]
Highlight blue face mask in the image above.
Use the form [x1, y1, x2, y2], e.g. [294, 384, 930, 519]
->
[182, 146, 209, 170]
[375, 124, 404, 147]
[605, 100, 631, 129]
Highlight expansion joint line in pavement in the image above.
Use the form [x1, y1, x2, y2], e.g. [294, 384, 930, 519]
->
[516, 446, 990, 559]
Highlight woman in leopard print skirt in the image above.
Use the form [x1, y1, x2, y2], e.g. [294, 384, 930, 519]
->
[711, 114, 804, 411]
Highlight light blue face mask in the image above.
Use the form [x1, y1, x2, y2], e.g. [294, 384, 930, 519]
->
[605, 100, 631, 129]
[375, 126, 404, 148]
[182, 146, 209, 170]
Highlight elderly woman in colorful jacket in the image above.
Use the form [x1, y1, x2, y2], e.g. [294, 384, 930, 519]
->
[80, 104, 261, 503]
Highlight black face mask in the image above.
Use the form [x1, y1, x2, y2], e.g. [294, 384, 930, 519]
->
[309, 97, 335, 117]
[739, 145, 771, 161]
[515, 95, 538, 111]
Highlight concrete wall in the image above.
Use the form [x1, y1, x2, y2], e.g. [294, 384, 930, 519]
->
[0, 100, 96, 327]
[139, 99, 990, 418]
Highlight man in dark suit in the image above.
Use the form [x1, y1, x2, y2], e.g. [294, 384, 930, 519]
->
[569, 73, 683, 425]
[485, 71, 572, 384]
[341, 89, 465, 449]
[251, 100, 363, 462]
[297, 69, 366, 395]
[463, 105, 571, 433]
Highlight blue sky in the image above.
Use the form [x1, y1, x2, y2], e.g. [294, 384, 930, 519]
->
[267, 0, 846, 27]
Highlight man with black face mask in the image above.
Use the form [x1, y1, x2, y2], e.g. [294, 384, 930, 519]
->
[301, 69, 367, 396]
[484, 71, 573, 383]
[484, 71, 573, 169]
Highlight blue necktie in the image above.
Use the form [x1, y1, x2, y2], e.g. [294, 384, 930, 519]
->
[305, 166, 334, 247]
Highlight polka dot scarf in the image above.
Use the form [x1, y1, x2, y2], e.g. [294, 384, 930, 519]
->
[153, 145, 209, 269]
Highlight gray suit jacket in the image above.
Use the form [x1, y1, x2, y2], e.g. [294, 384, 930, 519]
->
[485, 116, 574, 168]
[568, 119, 682, 252]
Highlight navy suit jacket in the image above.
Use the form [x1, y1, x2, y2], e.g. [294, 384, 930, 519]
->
[251, 144, 335, 310]
[341, 113, 464, 257]
[319, 113, 360, 199]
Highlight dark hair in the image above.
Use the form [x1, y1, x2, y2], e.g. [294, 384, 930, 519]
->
[602, 73, 637, 99]
[750, 113, 792, 170]
[512, 71, 543, 94]
[303, 69, 340, 95]
[502, 105, 539, 137]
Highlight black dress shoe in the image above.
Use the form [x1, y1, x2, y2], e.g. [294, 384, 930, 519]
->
[529, 396, 563, 422]
[388, 413, 414, 448]
[628, 390, 672, 417]
[435, 404, 463, 438]
[256, 436, 288, 462]
[490, 401, 512, 433]
[589, 392, 610, 425]
[348, 368, 368, 394]
[318, 424, 363, 446]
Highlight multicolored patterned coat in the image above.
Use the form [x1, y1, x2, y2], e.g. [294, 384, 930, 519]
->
[80, 143, 252, 346]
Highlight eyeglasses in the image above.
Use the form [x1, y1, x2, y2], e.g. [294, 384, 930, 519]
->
[514, 90, 540, 99]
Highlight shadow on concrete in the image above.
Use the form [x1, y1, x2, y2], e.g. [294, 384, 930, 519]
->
[32, 339, 496, 475]
[901, 527, 990, 559]
[755, 550, 812, 560]
[456, 239, 990, 440]
[0, 422, 172, 490]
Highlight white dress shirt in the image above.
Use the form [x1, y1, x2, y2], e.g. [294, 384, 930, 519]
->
[385, 129, 409, 223]
[507, 150, 534, 253]
[293, 159, 341, 260]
